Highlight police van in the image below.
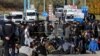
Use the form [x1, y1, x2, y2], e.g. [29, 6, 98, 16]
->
[0, 14, 5, 21]
[9, 11, 24, 23]
[73, 9, 84, 23]
[25, 9, 38, 22]
[55, 7, 63, 18]
[0, 14, 11, 22]
[64, 8, 84, 23]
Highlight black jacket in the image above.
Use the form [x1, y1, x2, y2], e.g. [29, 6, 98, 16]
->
[36, 45, 47, 56]
[3, 21, 15, 39]
[0, 20, 4, 37]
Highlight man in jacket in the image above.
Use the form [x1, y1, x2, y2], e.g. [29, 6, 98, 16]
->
[36, 43, 47, 56]
[19, 24, 25, 46]
[0, 20, 4, 39]
[3, 19, 16, 56]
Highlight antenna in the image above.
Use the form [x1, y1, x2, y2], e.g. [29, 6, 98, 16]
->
[44, 0, 46, 12]
[84, 0, 86, 6]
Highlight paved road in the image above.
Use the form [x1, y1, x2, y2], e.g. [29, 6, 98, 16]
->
[48, 54, 97, 56]
[48, 51, 100, 56]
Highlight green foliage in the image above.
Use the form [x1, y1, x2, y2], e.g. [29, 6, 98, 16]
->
[0, 0, 100, 14]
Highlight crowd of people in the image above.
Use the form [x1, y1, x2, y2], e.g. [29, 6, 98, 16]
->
[0, 16, 100, 56]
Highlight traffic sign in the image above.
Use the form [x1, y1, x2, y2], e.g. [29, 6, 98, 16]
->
[42, 11, 48, 17]
[81, 6, 88, 13]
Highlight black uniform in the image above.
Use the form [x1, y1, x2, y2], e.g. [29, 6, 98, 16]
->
[19, 24, 25, 46]
[36, 44, 47, 56]
[3, 21, 16, 56]
[3, 21, 15, 37]
[0, 20, 4, 39]
[29, 24, 35, 37]
[47, 24, 53, 35]
[38, 24, 45, 37]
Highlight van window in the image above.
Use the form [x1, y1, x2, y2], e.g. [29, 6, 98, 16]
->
[27, 12, 37, 16]
[66, 15, 74, 19]
[12, 15, 22, 19]
[6, 16, 12, 19]
[58, 10, 63, 12]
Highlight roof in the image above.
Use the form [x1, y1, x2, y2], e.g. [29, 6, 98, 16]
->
[9, 11, 23, 15]
[26, 9, 37, 12]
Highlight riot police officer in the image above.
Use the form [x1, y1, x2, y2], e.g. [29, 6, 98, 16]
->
[3, 16, 16, 56]
[38, 22, 45, 37]
[0, 20, 4, 39]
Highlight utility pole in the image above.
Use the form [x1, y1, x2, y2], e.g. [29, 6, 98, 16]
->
[24, 0, 27, 13]
[27, 0, 31, 9]
[24, 0, 27, 23]
[44, 0, 46, 12]
[24, 0, 31, 11]
[65, 0, 67, 5]
[84, 0, 86, 6]
[72, 0, 75, 5]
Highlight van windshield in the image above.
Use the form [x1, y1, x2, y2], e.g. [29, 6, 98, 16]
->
[0, 16, 4, 20]
[6, 16, 12, 19]
[58, 10, 63, 12]
[66, 15, 74, 19]
[27, 12, 37, 16]
[12, 15, 22, 19]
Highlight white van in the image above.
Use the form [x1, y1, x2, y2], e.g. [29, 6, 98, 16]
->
[0, 14, 5, 21]
[64, 9, 76, 22]
[55, 8, 63, 18]
[10, 11, 23, 23]
[25, 9, 37, 22]
[0, 14, 11, 22]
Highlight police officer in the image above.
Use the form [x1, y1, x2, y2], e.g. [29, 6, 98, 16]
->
[47, 23, 54, 35]
[29, 23, 35, 37]
[19, 23, 25, 46]
[38, 22, 45, 37]
[3, 16, 16, 56]
[0, 20, 4, 39]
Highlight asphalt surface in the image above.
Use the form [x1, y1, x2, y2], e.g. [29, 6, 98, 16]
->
[48, 54, 97, 56]
[47, 51, 100, 56]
